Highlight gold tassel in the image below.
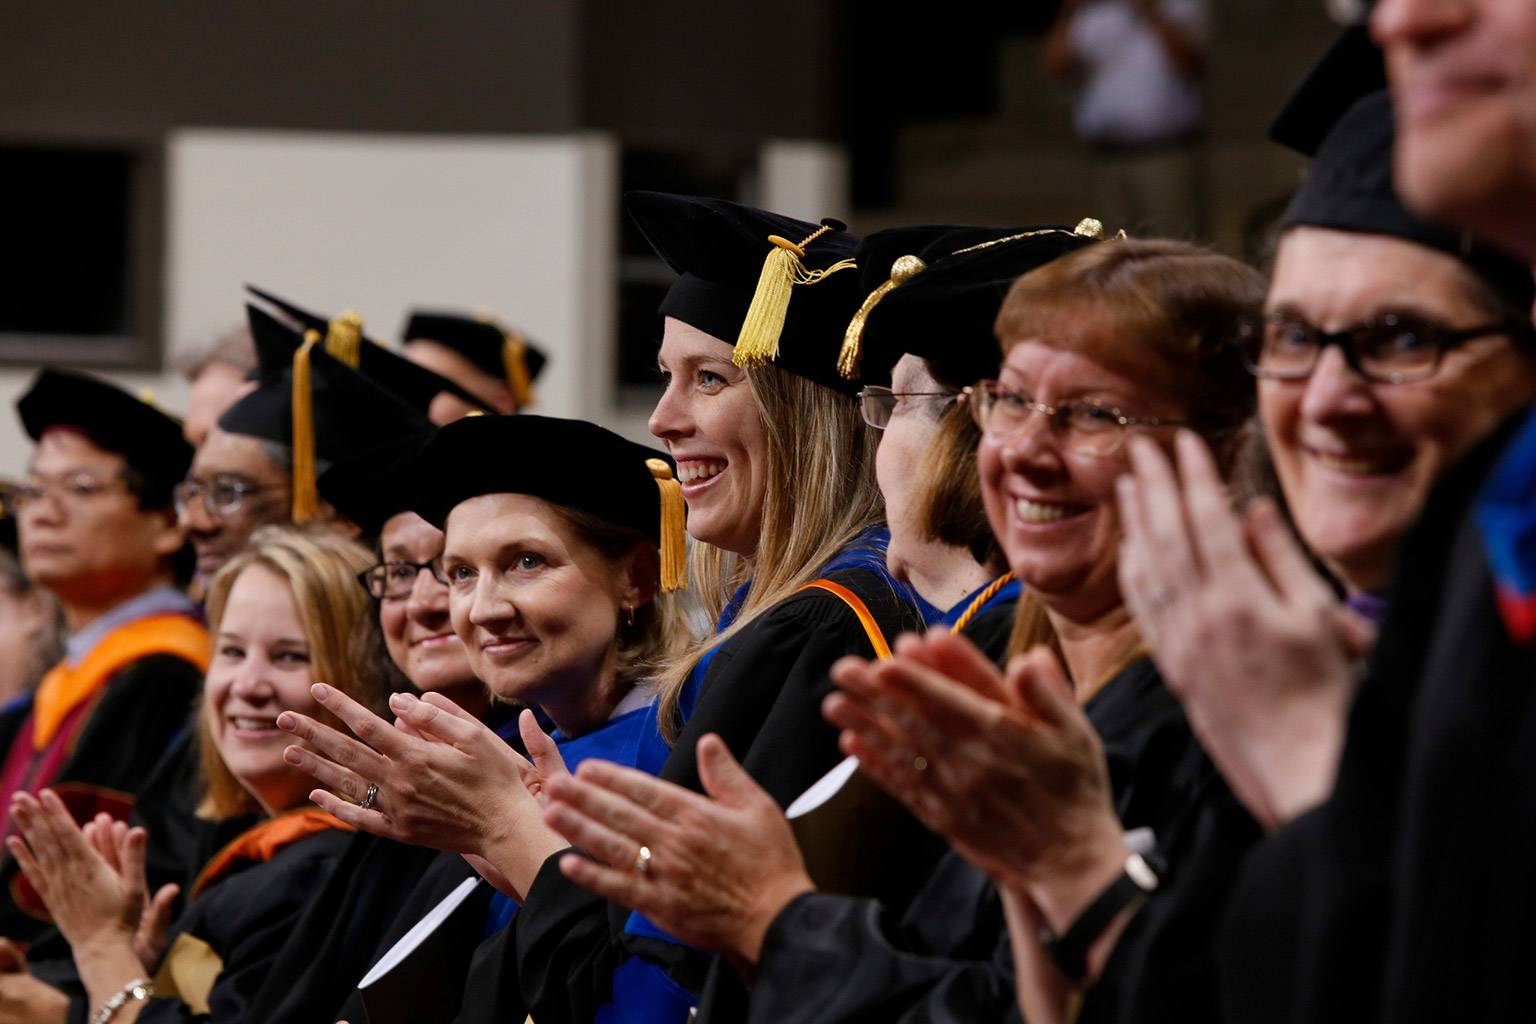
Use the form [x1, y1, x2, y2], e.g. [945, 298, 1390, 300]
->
[838, 254, 928, 379]
[502, 332, 535, 409]
[733, 223, 857, 368]
[324, 310, 364, 368]
[290, 331, 321, 524]
[646, 458, 688, 592]
[1074, 218, 1106, 240]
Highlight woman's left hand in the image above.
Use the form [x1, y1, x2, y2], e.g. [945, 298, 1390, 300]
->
[541, 734, 814, 974]
[825, 633, 1128, 934]
[278, 686, 567, 899]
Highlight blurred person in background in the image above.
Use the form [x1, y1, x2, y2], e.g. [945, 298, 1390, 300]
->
[1044, 0, 1209, 239]
[401, 311, 548, 418]
[0, 548, 65, 709]
[175, 326, 257, 450]
[0, 370, 208, 948]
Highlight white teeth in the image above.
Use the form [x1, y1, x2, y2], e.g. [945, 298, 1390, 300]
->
[1315, 452, 1390, 475]
[677, 461, 726, 484]
[232, 717, 277, 731]
[1015, 499, 1071, 523]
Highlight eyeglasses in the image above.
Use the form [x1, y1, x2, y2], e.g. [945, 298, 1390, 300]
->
[357, 560, 438, 600]
[174, 475, 275, 519]
[1238, 312, 1526, 384]
[857, 386, 959, 430]
[966, 380, 1183, 458]
[11, 472, 129, 513]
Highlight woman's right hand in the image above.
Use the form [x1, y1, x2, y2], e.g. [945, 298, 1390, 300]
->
[278, 686, 569, 898]
[1117, 431, 1363, 830]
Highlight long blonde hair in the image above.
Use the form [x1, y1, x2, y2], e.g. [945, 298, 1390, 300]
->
[654, 362, 885, 739]
[197, 526, 380, 820]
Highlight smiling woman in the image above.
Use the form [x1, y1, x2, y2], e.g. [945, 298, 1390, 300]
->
[7, 526, 383, 1024]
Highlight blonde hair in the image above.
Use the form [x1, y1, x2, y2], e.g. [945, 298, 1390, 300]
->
[993, 239, 1264, 670]
[654, 362, 885, 739]
[197, 526, 380, 820]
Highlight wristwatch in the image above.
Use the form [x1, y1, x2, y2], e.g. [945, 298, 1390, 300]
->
[1039, 851, 1161, 982]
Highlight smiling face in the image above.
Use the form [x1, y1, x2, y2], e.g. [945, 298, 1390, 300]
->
[376, 511, 477, 694]
[180, 428, 291, 581]
[1373, 0, 1536, 261]
[1263, 227, 1536, 593]
[979, 339, 1184, 623]
[648, 318, 769, 556]
[440, 493, 644, 734]
[205, 563, 323, 815]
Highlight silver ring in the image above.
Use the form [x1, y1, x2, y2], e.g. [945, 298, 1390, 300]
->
[360, 783, 379, 811]
[634, 845, 652, 875]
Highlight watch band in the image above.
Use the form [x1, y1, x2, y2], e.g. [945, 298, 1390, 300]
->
[1039, 851, 1161, 981]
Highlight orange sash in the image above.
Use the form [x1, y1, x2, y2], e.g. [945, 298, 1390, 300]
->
[191, 808, 354, 897]
[797, 578, 893, 659]
[33, 613, 210, 751]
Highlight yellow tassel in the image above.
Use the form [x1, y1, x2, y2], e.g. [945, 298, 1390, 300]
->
[838, 253, 928, 379]
[290, 332, 321, 524]
[733, 224, 857, 368]
[502, 332, 535, 409]
[324, 310, 364, 369]
[646, 458, 688, 592]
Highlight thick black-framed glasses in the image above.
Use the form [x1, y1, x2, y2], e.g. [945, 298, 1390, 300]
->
[857, 386, 959, 430]
[357, 560, 437, 600]
[966, 380, 1183, 458]
[1238, 312, 1525, 384]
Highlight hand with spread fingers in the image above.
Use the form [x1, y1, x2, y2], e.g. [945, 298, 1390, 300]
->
[541, 733, 814, 975]
[1116, 431, 1364, 830]
[825, 633, 1128, 940]
[278, 684, 568, 900]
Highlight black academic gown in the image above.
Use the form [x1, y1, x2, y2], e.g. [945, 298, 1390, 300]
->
[0, 653, 203, 945]
[140, 827, 355, 1023]
[509, 565, 929, 1024]
[1217, 414, 1536, 1024]
[742, 653, 1259, 1024]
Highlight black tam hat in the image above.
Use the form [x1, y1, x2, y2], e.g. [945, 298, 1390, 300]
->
[625, 191, 867, 394]
[401, 311, 548, 409]
[842, 221, 1107, 388]
[401, 414, 688, 592]
[1274, 31, 1535, 315]
[17, 369, 193, 508]
[221, 305, 438, 525]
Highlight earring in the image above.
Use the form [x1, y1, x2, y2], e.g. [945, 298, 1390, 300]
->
[623, 605, 636, 628]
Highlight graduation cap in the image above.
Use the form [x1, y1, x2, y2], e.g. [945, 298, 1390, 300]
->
[401, 311, 548, 409]
[221, 305, 442, 525]
[625, 191, 867, 395]
[246, 285, 494, 417]
[401, 414, 687, 592]
[16, 369, 194, 508]
[0, 481, 18, 557]
[1275, 87, 1536, 316]
[1269, 24, 1386, 158]
[840, 221, 1108, 387]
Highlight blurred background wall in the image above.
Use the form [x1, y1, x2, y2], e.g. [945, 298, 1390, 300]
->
[0, 0, 1344, 475]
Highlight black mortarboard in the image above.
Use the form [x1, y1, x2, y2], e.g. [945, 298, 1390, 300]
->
[841, 222, 1106, 388]
[17, 369, 193, 508]
[315, 425, 436, 539]
[245, 286, 494, 416]
[221, 305, 439, 525]
[1277, 90, 1536, 315]
[625, 191, 867, 395]
[1269, 24, 1386, 158]
[401, 311, 548, 408]
[402, 414, 687, 591]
